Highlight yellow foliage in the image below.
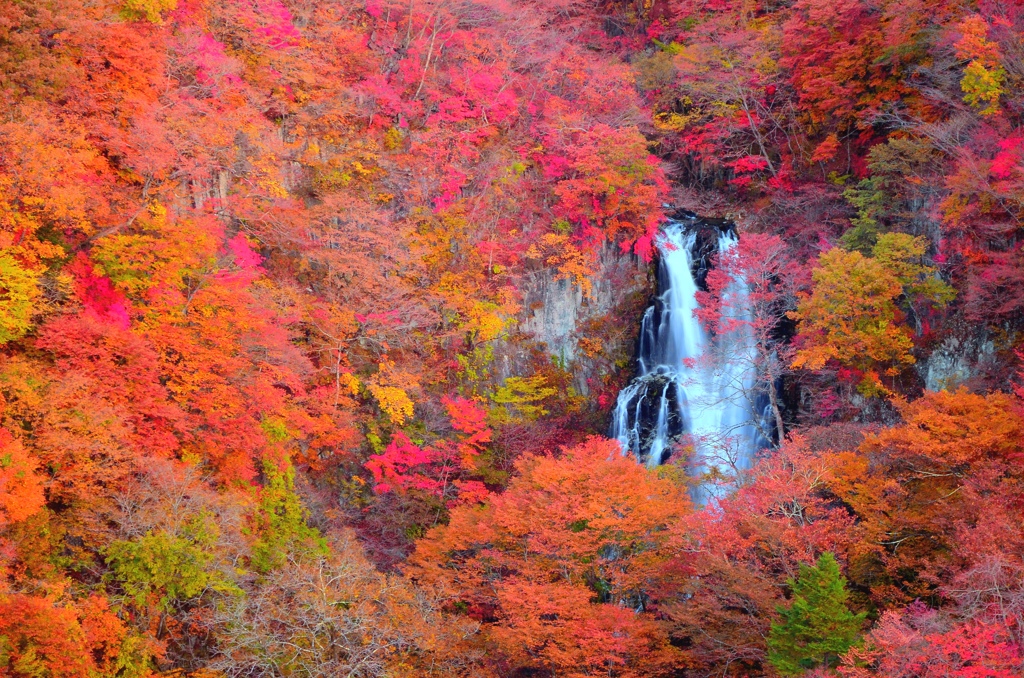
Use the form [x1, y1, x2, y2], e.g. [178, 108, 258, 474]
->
[366, 361, 419, 425]
[311, 146, 385, 194]
[489, 375, 557, 423]
[790, 239, 954, 391]
[653, 110, 701, 132]
[955, 16, 1005, 116]
[466, 301, 505, 342]
[338, 372, 361, 396]
[367, 384, 414, 425]
[790, 248, 912, 374]
[383, 127, 404, 150]
[870, 233, 956, 306]
[250, 154, 289, 199]
[409, 209, 519, 344]
[961, 60, 1005, 116]
[301, 142, 322, 164]
[0, 253, 40, 345]
[121, 0, 177, 23]
[525, 232, 593, 298]
[94, 202, 218, 297]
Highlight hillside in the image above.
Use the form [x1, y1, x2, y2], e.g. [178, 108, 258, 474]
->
[0, 0, 1022, 676]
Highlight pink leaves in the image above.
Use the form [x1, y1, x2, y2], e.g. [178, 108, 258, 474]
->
[215, 232, 265, 288]
[255, 0, 301, 50]
[990, 134, 1024, 180]
[365, 432, 447, 496]
[694, 232, 790, 338]
[631, 227, 658, 262]
[227, 232, 263, 270]
[433, 170, 467, 211]
[840, 607, 1024, 677]
[537, 154, 571, 180]
[365, 398, 493, 506]
[67, 253, 131, 330]
[184, 32, 242, 90]
[430, 69, 518, 126]
[463, 69, 517, 124]
[728, 155, 770, 187]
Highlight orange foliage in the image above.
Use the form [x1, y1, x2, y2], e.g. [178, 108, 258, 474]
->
[660, 434, 859, 674]
[0, 594, 150, 677]
[824, 390, 1024, 603]
[408, 437, 687, 675]
[0, 430, 44, 528]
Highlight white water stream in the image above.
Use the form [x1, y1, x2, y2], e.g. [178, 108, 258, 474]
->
[610, 219, 763, 503]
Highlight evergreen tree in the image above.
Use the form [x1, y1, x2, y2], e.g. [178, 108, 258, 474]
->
[767, 552, 866, 675]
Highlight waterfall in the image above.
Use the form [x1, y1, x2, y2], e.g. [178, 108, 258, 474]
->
[610, 216, 766, 503]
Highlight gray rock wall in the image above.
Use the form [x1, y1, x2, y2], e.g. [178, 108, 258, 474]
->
[499, 242, 653, 394]
[922, 330, 997, 392]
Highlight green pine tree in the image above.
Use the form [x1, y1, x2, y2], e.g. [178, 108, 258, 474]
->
[767, 552, 866, 675]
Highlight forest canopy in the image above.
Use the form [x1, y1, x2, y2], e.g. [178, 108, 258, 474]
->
[0, 0, 1023, 676]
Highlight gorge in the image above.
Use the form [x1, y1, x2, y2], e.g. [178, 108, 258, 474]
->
[4, 1, 1024, 676]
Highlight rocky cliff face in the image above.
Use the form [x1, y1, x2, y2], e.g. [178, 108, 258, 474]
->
[923, 334, 995, 392]
[919, 320, 1008, 392]
[499, 242, 654, 396]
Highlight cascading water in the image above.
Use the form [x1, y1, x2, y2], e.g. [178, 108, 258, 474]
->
[610, 216, 766, 504]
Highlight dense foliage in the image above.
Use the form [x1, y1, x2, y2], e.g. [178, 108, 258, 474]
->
[1, 0, 1023, 675]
